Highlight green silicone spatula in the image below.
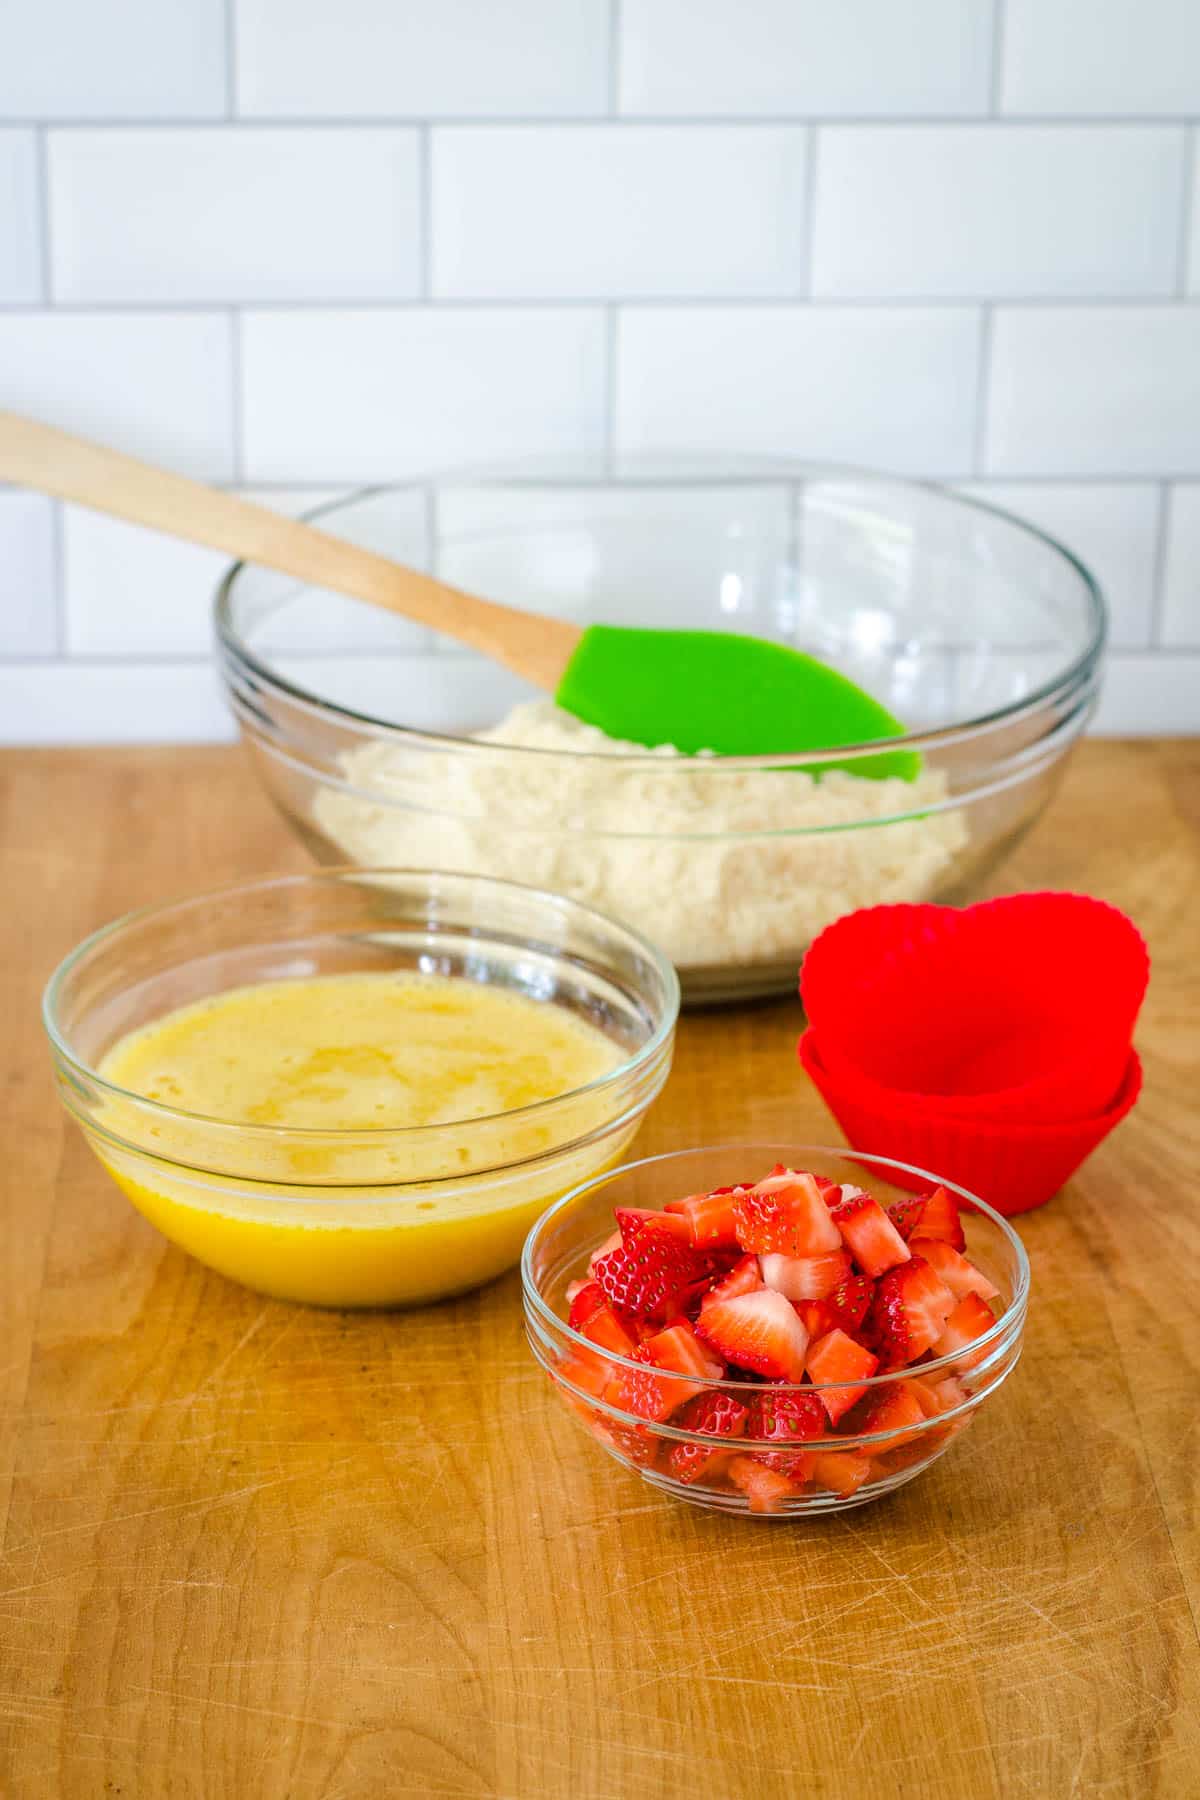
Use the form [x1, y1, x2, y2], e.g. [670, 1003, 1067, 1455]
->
[0, 412, 916, 780]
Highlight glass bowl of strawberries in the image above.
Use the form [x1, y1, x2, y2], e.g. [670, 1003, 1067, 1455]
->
[522, 1145, 1030, 1516]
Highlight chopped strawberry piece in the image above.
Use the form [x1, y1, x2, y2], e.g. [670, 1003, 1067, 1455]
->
[665, 1186, 744, 1249]
[567, 1280, 640, 1358]
[596, 1414, 661, 1468]
[641, 1320, 725, 1381]
[831, 1191, 911, 1277]
[732, 1169, 842, 1257]
[866, 1255, 956, 1369]
[745, 1390, 824, 1479]
[588, 1229, 622, 1275]
[697, 1288, 810, 1382]
[705, 1253, 764, 1304]
[592, 1225, 707, 1323]
[607, 1342, 709, 1423]
[912, 1186, 966, 1252]
[726, 1454, 800, 1514]
[854, 1384, 926, 1449]
[759, 1249, 853, 1302]
[814, 1174, 842, 1203]
[796, 1272, 875, 1344]
[933, 1292, 997, 1361]
[910, 1236, 999, 1302]
[565, 1278, 587, 1305]
[886, 1199, 926, 1241]
[805, 1328, 879, 1424]
[615, 1206, 692, 1250]
[666, 1391, 748, 1484]
[810, 1450, 872, 1497]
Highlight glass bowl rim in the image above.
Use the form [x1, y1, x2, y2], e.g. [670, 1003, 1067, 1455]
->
[521, 1140, 1031, 1394]
[42, 864, 682, 1153]
[214, 458, 1108, 772]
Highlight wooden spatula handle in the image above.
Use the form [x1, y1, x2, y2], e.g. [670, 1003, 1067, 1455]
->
[0, 412, 581, 691]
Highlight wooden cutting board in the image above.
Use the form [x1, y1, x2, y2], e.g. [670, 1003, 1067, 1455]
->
[0, 739, 1197, 1800]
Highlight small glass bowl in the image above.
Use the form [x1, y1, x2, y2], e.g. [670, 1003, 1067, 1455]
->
[523, 1144, 1029, 1517]
[43, 869, 679, 1309]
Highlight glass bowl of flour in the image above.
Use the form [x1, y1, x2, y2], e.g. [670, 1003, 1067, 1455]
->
[215, 458, 1105, 1004]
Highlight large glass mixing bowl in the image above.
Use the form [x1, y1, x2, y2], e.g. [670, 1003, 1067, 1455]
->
[216, 457, 1105, 1004]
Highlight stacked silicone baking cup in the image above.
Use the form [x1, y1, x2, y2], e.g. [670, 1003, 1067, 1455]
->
[799, 894, 1147, 1216]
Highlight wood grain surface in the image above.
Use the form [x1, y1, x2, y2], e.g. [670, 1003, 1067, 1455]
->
[0, 739, 1197, 1800]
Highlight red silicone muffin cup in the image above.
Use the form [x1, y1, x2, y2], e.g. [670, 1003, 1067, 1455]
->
[811, 1038, 1130, 1126]
[798, 1028, 1143, 1217]
[801, 893, 1148, 1118]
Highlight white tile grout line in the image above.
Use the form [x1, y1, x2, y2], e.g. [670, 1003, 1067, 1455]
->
[988, 0, 1007, 116]
[608, 0, 622, 116]
[4, 295, 1200, 315]
[33, 125, 51, 303]
[14, 112, 1200, 130]
[228, 308, 245, 484]
[1176, 126, 1196, 298]
[1147, 483, 1172, 647]
[801, 123, 819, 298]
[972, 305, 993, 477]
[223, 0, 237, 118]
[419, 125, 433, 300]
[604, 304, 619, 474]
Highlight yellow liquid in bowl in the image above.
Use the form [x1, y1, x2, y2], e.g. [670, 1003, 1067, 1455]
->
[95, 971, 627, 1307]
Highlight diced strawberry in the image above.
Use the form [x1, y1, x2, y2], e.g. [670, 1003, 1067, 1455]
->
[565, 1278, 587, 1305]
[567, 1279, 639, 1358]
[665, 1186, 744, 1249]
[932, 1292, 997, 1362]
[697, 1288, 810, 1382]
[615, 1206, 692, 1250]
[831, 1191, 911, 1277]
[759, 1249, 853, 1302]
[641, 1320, 725, 1381]
[929, 1373, 968, 1411]
[814, 1174, 842, 1203]
[810, 1450, 872, 1497]
[912, 1186, 966, 1252]
[666, 1391, 748, 1484]
[910, 1236, 999, 1302]
[886, 1199, 925, 1241]
[588, 1229, 621, 1275]
[744, 1390, 824, 1479]
[592, 1227, 707, 1323]
[607, 1342, 708, 1423]
[866, 1255, 956, 1370]
[595, 1414, 661, 1468]
[705, 1253, 763, 1304]
[805, 1328, 879, 1424]
[726, 1454, 800, 1514]
[732, 1169, 842, 1257]
[853, 1384, 926, 1449]
[554, 1349, 610, 1404]
[796, 1272, 875, 1345]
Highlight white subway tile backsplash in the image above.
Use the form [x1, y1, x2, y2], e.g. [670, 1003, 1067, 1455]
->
[432, 126, 807, 299]
[813, 127, 1184, 300]
[1162, 484, 1200, 645]
[0, 313, 234, 481]
[1188, 138, 1200, 295]
[240, 308, 607, 481]
[1002, 0, 1200, 117]
[959, 483, 1161, 647]
[616, 307, 980, 477]
[0, 662, 235, 744]
[236, 0, 608, 118]
[985, 307, 1200, 477]
[1092, 653, 1200, 733]
[63, 508, 229, 656]
[49, 129, 421, 304]
[0, 0, 226, 120]
[0, 493, 57, 656]
[0, 131, 41, 303]
[619, 0, 993, 117]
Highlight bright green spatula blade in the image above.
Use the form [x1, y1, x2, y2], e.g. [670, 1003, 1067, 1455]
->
[555, 626, 919, 781]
